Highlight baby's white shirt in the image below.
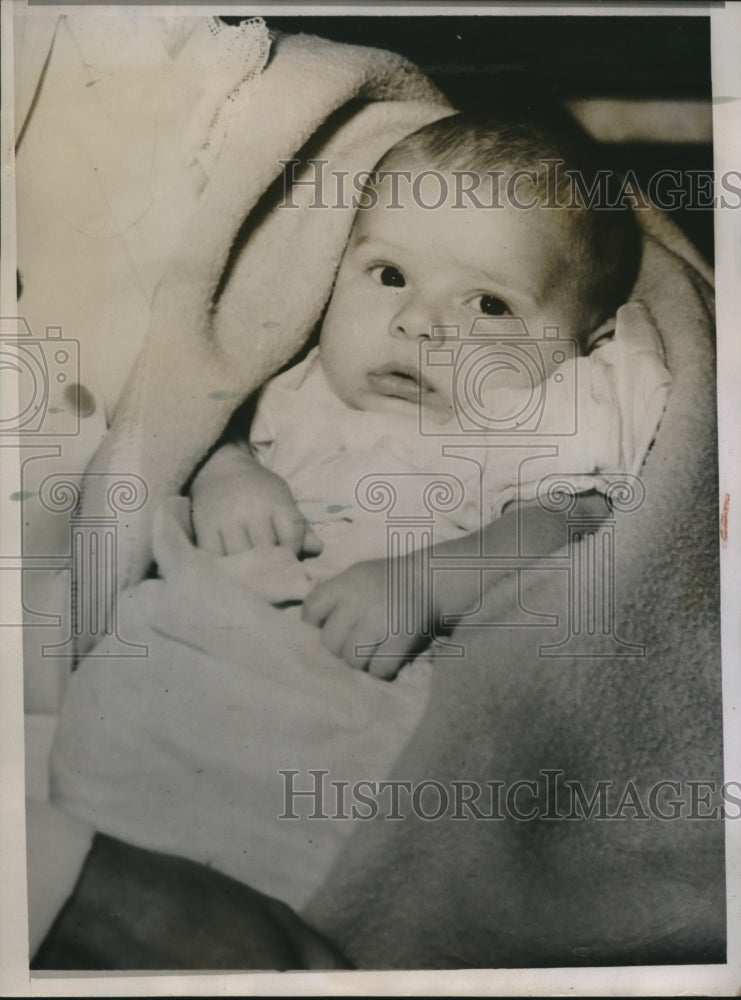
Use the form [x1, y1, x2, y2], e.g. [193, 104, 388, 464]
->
[249, 332, 671, 580]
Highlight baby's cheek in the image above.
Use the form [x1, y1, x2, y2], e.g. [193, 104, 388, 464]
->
[423, 392, 455, 426]
[318, 353, 358, 409]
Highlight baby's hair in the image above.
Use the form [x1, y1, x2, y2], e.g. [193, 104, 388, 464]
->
[378, 109, 642, 344]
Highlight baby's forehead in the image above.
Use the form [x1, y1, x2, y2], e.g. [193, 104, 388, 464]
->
[350, 179, 583, 252]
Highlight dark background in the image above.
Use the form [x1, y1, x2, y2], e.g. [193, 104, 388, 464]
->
[232, 15, 714, 264]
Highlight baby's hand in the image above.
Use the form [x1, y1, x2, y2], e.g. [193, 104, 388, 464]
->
[302, 558, 423, 680]
[191, 457, 322, 558]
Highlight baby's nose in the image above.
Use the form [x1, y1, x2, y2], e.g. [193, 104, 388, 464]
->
[390, 299, 437, 340]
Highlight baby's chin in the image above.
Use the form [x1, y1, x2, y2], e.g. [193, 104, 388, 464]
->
[359, 389, 455, 426]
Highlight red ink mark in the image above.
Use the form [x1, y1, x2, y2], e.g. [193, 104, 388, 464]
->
[720, 492, 730, 546]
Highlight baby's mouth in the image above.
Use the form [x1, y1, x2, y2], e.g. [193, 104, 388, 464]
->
[367, 362, 432, 404]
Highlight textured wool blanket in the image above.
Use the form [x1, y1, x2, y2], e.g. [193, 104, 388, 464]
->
[55, 30, 723, 968]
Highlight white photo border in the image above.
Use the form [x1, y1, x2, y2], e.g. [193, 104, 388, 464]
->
[1, 1, 738, 995]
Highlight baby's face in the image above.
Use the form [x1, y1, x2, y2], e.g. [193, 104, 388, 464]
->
[318, 162, 593, 424]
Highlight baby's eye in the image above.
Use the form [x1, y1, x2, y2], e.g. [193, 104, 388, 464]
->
[371, 264, 405, 288]
[476, 294, 510, 316]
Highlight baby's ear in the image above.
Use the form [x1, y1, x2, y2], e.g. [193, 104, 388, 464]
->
[583, 317, 616, 354]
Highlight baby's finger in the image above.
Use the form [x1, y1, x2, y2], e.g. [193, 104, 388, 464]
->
[340, 631, 373, 672]
[220, 523, 253, 555]
[320, 606, 359, 660]
[301, 581, 335, 627]
[190, 502, 221, 554]
[245, 516, 280, 551]
[273, 507, 306, 555]
[194, 521, 226, 555]
[302, 526, 324, 555]
[366, 647, 406, 681]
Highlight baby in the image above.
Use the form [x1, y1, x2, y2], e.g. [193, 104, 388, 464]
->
[190, 111, 644, 679]
[50, 112, 669, 913]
